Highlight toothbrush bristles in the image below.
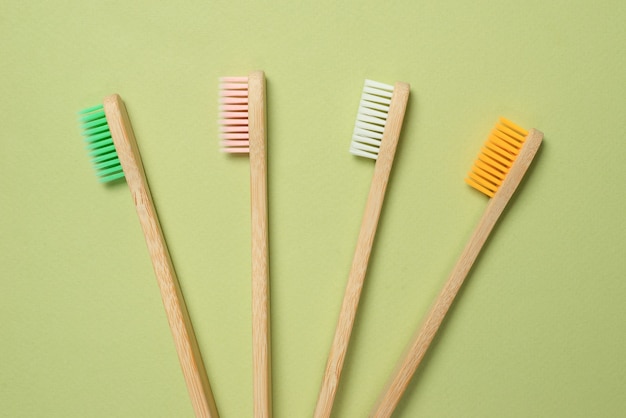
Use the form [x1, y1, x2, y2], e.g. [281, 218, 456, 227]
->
[350, 79, 395, 160]
[78, 104, 125, 182]
[219, 76, 250, 153]
[465, 117, 529, 197]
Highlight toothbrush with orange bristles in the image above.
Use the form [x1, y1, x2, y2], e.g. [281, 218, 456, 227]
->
[314, 79, 410, 418]
[369, 118, 543, 418]
[219, 71, 272, 418]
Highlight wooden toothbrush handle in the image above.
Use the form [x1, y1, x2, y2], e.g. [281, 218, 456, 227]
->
[248, 71, 272, 418]
[369, 129, 543, 418]
[314, 82, 410, 418]
[104, 94, 219, 418]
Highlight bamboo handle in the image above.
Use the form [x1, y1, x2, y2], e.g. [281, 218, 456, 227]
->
[369, 128, 544, 418]
[314, 82, 410, 418]
[104, 94, 219, 418]
[248, 71, 272, 418]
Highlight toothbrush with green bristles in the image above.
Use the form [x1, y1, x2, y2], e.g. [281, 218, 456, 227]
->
[78, 94, 219, 418]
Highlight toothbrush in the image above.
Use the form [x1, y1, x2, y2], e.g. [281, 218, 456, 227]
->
[369, 118, 543, 418]
[219, 71, 271, 418]
[78, 94, 219, 418]
[314, 79, 410, 418]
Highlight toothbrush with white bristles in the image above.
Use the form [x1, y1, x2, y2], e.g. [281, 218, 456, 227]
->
[314, 79, 410, 418]
[219, 71, 272, 418]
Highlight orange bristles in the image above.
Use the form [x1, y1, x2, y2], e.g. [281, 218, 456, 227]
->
[465, 117, 529, 197]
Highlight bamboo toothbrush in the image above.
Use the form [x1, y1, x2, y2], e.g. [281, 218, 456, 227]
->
[78, 94, 219, 418]
[218, 71, 271, 418]
[369, 118, 544, 418]
[314, 79, 410, 418]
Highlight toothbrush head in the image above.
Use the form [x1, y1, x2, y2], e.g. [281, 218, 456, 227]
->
[219, 76, 250, 153]
[78, 103, 125, 182]
[349, 79, 397, 160]
[465, 117, 530, 197]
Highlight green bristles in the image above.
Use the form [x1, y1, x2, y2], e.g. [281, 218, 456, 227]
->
[78, 104, 125, 183]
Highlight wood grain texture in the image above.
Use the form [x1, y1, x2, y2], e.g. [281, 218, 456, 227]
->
[248, 71, 272, 418]
[103, 94, 219, 418]
[314, 82, 410, 418]
[369, 128, 544, 418]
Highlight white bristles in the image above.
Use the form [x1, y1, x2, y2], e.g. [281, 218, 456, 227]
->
[350, 79, 395, 160]
[219, 77, 250, 153]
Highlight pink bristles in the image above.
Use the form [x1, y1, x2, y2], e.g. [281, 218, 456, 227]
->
[220, 125, 249, 133]
[219, 111, 249, 119]
[220, 76, 248, 83]
[220, 97, 248, 104]
[221, 133, 249, 140]
[219, 76, 250, 154]
[222, 147, 250, 153]
[220, 88, 248, 97]
[220, 104, 249, 111]
[219, 117, 248, 125]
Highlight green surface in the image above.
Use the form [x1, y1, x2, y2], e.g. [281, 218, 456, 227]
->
[1, 1, 625, 417]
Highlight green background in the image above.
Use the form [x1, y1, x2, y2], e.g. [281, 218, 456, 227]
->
[2, 1, 625, 417]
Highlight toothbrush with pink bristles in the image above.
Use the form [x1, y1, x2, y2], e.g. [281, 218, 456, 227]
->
[219, 71, 272, 418]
